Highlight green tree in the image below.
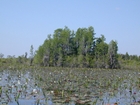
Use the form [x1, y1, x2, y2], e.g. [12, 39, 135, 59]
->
[34, 45, 44, 65]
[94, 35, 108, 68]
[30, 45, 34, 66]
[25, 52, 28, 59]
[108, 40, 120, 69]
[34, 26, 121, 69]
[75, 26, 95, 67]
[125, 52, 129, 60]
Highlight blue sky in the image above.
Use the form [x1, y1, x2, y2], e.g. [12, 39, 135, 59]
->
[0, 0, 140, 57]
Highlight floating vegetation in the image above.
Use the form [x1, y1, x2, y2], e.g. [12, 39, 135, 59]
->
[0, 70, 45, 105]
[0, 68, 140, 105]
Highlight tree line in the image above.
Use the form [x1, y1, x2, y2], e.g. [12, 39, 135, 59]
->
[0, 26, 140, 69]
[34, 26, 120, 69]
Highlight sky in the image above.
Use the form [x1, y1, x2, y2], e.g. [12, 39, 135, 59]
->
[0, 0, 140, 57]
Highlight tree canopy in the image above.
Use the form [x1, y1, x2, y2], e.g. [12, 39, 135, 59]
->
[34, 26, 120, 69]
[0, 26, 140, 69]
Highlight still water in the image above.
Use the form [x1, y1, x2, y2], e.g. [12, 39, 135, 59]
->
[0, 69, 140, 105]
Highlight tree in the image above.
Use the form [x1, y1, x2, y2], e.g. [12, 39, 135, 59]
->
[34, 45, 44, 65]
[125, 52, 129, 60]
[75, 26, 95, 67]
[93, 35, 108, 68]
[34, 26, 121, 69]
[25, 52, 28, 59]
[94, 36, 108, 68]
[43, 55, 50, 66]
[0, 53, 4, 58]
[108, 40, 120, 69]
[30, 45, 34, 58]
[30, 45, 34, 66]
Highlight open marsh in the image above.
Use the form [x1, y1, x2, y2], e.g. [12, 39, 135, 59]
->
[0, 68, 140, 105]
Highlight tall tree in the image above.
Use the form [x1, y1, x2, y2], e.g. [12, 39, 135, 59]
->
[74, 26, 95, 67]
[30, 45, 34, 66]
[108, 40, 120, 69]
[34, 45, 44, 65]
[25, 52, 28, 59]
[30, 45, 34, 58]
[94, 35, 108, 68]
[125, 52, 129, 60]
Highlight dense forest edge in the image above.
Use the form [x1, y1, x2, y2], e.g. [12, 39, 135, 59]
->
[0, 26, 140, 70]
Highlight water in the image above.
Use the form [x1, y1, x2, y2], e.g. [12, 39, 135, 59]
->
[0, 69, 140, 105]
[0, 70, 45, 105]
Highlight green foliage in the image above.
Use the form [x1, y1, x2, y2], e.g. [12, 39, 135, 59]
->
[1, 26, 140, 69]
[108, 40, 120, 69]
[34, 45, 44, 64]
[93, 35, 108, 68]
[34, 26, 119, 68]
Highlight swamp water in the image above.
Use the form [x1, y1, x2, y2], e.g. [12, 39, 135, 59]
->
[0, 69, 140, 105]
